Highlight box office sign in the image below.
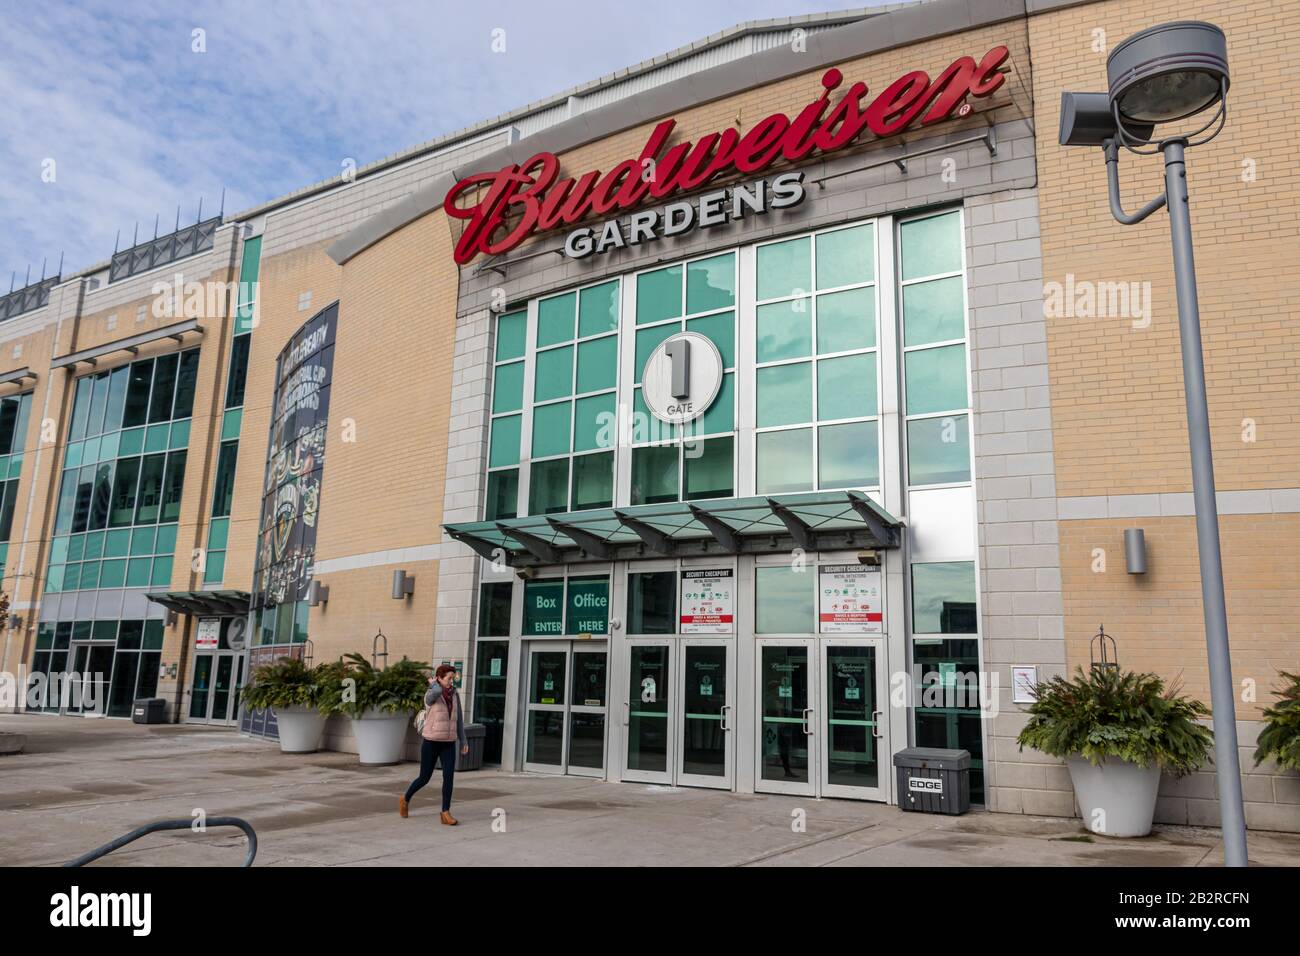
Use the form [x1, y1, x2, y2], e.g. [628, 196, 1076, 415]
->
[680, 569, 734, 634]
[523, 578, 609, 636]
[818, 565, 883, 633]
[524, 581, 565, 635]
[567, 578, 609, 636]
[445, 45, 1010, 263]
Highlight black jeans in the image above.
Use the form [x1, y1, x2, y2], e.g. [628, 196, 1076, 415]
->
[404, 739, 457, 811]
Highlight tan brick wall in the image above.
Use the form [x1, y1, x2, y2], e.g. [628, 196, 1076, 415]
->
[1030, 0, 1300, 497]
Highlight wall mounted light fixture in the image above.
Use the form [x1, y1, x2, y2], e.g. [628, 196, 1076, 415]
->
[1124, 528, 1147, 574]
[392, 570, 415, 600]
[308, 580, 330, 607]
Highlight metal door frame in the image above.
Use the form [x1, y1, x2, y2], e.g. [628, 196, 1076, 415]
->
[673, 637, 735, 790]
[566, 643, 609, 778]
[753, 637, 817, 796]
[621, 637, 674, 784]
[522, 640, 571, 773]
[818, 637, 889, 802]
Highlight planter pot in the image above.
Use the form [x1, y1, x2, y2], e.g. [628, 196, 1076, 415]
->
[350, 709, 412, 765]
[1066, 755, 1162, 838]
[275, 705, 326, 753]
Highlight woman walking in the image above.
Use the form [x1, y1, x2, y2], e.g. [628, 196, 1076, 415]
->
[399, 664, 468, 825]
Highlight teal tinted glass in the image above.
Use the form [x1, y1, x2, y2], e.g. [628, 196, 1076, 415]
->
[697, 372, 734, 436]
[576, 336, 617, 393]
[900, 211, 962, 280]
[683, 436, 733, 501]
[634, 323, 679, 384]
[537, 293, 576, 347]
[685, 312, 735, 368]
[524, 579, 566, 635]
[492, 361, 525, 414]
[819, 421, 879, 489]
[636, 266, 682, 325]
[578, 281, 619, 337]
[531, 401, 572, 459]
[817, 353, 877, 420]
[118, 427, 144, 456]
[632, 388, 675, 444]
[756, 299, 812, 362]
[489, 415, 522, 468]
[496, 311, 527, 361]
[912, 561, 977, 633]
[816, 224, 874, 288]
[686, 254, 735, 313]
[571, 451, 614, 511]
[903, 276, 965, 346]
[816, 287, 875, 353]
[907, 414, 971, 485]
[756, 237, 810, 300]
[757, 362, 812, 427]
[755, 428, 813, 494]
[630, 444, 678, 505]
[155, 523, 177, 554]
[755, 565, 814, 633]
[905, 345, 967, 414]
[528, 459, 569, 515]
[534, 345, 574, 402]
[573, 393, 616, 453]
[485, 469, 518, 521]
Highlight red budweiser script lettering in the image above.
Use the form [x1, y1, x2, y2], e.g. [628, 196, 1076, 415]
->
[444, 46, 1010, 264]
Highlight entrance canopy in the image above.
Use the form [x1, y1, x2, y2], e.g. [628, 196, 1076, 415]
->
[445, 491, 902, 568]
[146, 590, 251, 617]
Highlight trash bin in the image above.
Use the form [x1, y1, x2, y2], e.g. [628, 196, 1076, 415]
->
[132, 698, 167, 725]
[893, 747, 970, 815]
[456, 723, 486, 771]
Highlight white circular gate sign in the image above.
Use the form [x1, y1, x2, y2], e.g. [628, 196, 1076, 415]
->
[641, 331, 724, 425]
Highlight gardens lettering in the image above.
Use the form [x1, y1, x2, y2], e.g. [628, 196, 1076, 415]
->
[445, 46, 1010, 264]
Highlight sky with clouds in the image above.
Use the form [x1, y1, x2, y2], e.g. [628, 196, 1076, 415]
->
[0, 0, 900, 286]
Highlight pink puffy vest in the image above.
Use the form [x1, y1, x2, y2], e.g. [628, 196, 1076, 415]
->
[423, 691, 461, 742]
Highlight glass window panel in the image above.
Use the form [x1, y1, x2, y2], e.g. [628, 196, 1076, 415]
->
[686, 253, 735, 313]
[536, 292, 576, 347]
[819, 421, 879, 489]
[696, 371, 734, 436]
[912, 561, 977, 633]
[634, 323, 679, 384]
[533, 346, 573, 402]
[756, 428, 813, 494]
[485, 469, 518, 520]
[69, 377, 92, 441]
[0, 480, 15, 541]
[566, 576, 609, 635]
[901, 211, 962, 280]
[573, 393, 615, 453]
[575, 336, 617, 394]
[818, 353, 877, 420]
[118, 427, 144, 456]
[903, 276, 965, 346]
[88, 463, 113, 531]
[495, 311, 527, 362]
[578, 281, 619, 337]
[123, 359, 153, 428]
[148, 353, 179, 424]
[492, 361, 525, 414]
[905, 345, 967, 415]
[756, 236, 811, 300]
[531, 401, 571, 459]
[225, 333, 251, 408]
[756, 298, 812, 363]
[907, 414, 971, 486]
[99, 559, 126, 589]
[133, 453, 166, 524]
[0, 398, 17, 455]
[108, 456, 141, 527]
[104, 528, 130, 558]
[757, 362, 812, 427]
[160, 450, 186, 523]
[168, 419, 190, 450]
[151, 555, 172, 586]
[630, 444, 678, 505]
[172, 349, 200, 420]
[130, 525, 156, 556]
[12, 393, 30, 456]
[816, 224, 874, 288]
[685, 312, 735, 368]
[208, 517, 229, 551]
[527, 458, 569, 515]
[103, 366, 129, 434]
[155, 522, 178, 555]
[67, 533, 85, 562]
[683, 436, 733, 501]
[86, 373, 110, 438]
[755, 566, 814, 633]
[636, 265, 681, 325]
[816, 287, 875, 353]
[632, 388, 675, 444]
[210, 441, 238, 518]
[72, 465, 95, 533]
[571, 451, 613, 511]
[478, 582, 513, 637]
[489, 415, 521, 468]
[627, 572, 676, 635]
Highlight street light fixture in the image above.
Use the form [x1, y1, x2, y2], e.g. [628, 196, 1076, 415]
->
[1058, 21, 1247, 868]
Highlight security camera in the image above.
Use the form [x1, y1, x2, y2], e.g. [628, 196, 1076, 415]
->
[857, 550, 880, 567]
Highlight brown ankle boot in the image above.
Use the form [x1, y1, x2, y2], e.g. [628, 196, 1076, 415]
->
[398, 796, 409, 818]
[440, 810, 458, 826]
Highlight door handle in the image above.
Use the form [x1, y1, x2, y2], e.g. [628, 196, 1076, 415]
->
[720, 704, 731, 732]
[622, 702, 629, 726]
[801, 708, 813, 736]
[871, 709, 883, 740]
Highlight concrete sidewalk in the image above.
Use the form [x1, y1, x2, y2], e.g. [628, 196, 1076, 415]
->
[1, 714, 1295, 867]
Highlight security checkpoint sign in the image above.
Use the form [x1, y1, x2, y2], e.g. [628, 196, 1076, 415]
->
[680, 569, 734, 634]
[818, 566, 883, 633]
[196, 618, 221, 650]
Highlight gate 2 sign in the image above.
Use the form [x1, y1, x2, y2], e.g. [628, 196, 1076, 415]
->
[641, 332, 724, 425]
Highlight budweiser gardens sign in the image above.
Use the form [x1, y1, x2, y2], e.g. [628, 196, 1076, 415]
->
[444, 45, 1009, 264]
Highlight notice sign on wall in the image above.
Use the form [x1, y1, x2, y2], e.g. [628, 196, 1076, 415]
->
[196, 618, 220, 650]
[818, 566, 883, 633]
[680, 569, 734, 634]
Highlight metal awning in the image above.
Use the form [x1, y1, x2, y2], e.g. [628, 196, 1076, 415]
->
[0, 367, 36, 388]
[51, 318, 204, 371]
[146, 590, 250, 617]
[444, 491, 902, 567]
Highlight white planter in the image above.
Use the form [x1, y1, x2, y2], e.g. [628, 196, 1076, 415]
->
[1067, 755, 1162, 838]
[275, 705, 326, 753]
[351, 709, 412, 765]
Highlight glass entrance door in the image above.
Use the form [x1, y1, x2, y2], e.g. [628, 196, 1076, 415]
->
[623, 640, 672, 783]
[523, 642, 608, 774]
[65, 643, 114, 716]
[674, 640, 733, 790]
[819, 639, 887, 801]
[756, 639, 816, 795]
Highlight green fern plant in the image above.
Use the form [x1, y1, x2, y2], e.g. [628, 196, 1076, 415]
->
[240, 656, 319, 711]
[316, 652, 430, 719]
[1254, 672, 1300, 772]
[1017, 667, 1213, 777]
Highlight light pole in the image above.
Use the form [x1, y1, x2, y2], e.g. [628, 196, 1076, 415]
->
[1058, 21, 1248, 867]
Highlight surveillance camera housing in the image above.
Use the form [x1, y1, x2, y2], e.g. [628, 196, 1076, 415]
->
[857, 549, 881, 567]
[1059, 91, 1156, 147]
